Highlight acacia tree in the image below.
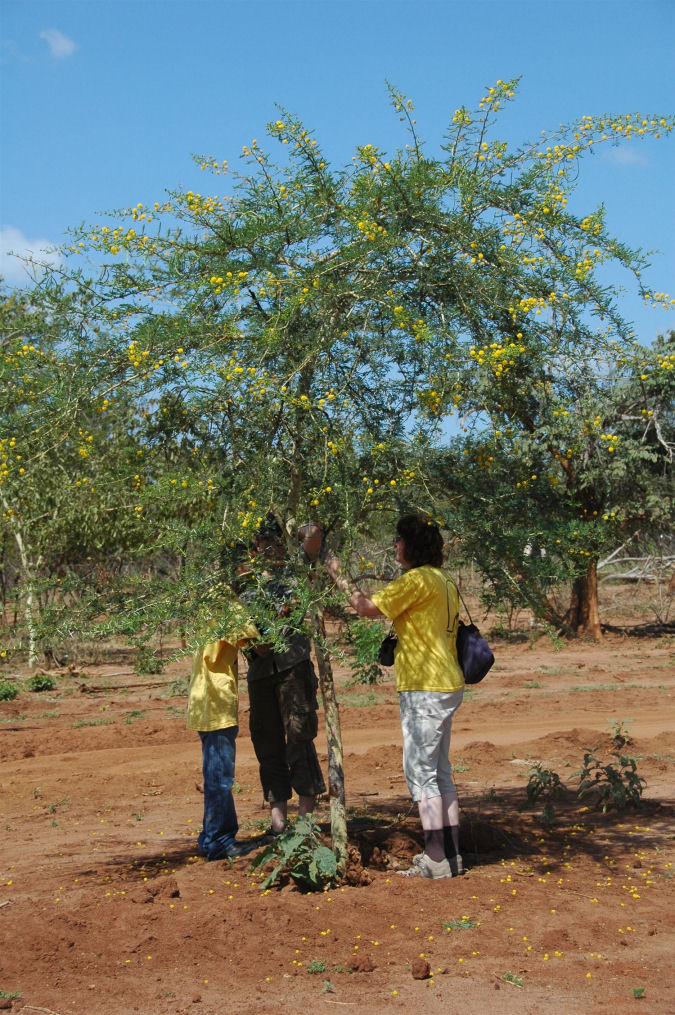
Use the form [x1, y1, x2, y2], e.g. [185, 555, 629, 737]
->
[5, 80, 672, 858]
[62, 82, 672, 625]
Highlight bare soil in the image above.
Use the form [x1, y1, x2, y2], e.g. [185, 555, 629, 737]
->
[1, 588, 673, 1015]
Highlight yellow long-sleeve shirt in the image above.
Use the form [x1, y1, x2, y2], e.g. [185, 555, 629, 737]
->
[186, 615, 258, 732]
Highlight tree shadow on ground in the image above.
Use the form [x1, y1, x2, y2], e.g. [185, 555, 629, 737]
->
[336, 790, 674, 877]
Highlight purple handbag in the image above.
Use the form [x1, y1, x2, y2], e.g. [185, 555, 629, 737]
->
[456, 620, 494, 685]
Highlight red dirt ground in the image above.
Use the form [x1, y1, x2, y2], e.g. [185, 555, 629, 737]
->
[1, 590, 673, 1015]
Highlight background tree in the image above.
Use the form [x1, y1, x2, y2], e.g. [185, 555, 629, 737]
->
[429, 330, 674, 637]
[0, 286, 154, 663]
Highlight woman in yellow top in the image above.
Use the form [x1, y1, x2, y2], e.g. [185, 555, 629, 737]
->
[327, 514, 464, 880]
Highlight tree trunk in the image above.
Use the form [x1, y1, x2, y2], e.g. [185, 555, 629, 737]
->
[565, 559, 602, 639]
[2, 502, 41, 666]
[311, 604, 348, 875]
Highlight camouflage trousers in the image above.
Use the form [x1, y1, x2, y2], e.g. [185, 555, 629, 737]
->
[247, 658, 326, 804]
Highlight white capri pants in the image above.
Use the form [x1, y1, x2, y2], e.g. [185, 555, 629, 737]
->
[399, 688, 464, 802]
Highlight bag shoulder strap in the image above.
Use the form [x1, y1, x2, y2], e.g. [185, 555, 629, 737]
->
[447, 576, 474, 626]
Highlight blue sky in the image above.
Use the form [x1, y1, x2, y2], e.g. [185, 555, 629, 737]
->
[2, 0, 674, 343]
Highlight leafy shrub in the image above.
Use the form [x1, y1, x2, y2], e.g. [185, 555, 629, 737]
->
[306, 959, 328, 974]
[249, 815, 339, 891]
[577, 749, 646, 812]
[0, 680, 19, 701]
[523, 763, 565, 825]
[27, 674, 55, 693]
[134, 648, 163, 675]
[345, 618, 385, 685]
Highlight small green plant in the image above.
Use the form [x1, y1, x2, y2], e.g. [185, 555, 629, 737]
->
[524, 680, 543, 689]
[632, 987, 646, 999]
[453, 759, 469, 773]
[306, 959, 328, 974]
[609, 718, 633, 748]
[348, 690, 377, 708]
[27, 673, 55, 692]
[577, 749, 646, 812]
[47, 796, 69, 813]
[134, 648, 163, 675]
[321, 980, 336, 993]
[167, 677, 188, 697]
[345, 618, 385, 685]
[443, 916, 478, 931]
[124, 710, 145, 724]
[523, 763, 565, 825]
[249, 815, 339, 891]
[165, 704, 185, 716]
[0, 680, 19, 701]
[72, 717, 112, 728]
[0, 990, 22, 1000]
[503, 972, 524, 988]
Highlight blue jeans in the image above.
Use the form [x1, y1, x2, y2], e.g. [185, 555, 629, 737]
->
[198, 727, 238, 859]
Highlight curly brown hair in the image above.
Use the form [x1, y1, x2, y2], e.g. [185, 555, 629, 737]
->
[396, 514, 444, 569]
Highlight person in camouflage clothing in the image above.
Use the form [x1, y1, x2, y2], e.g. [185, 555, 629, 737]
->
[245, 519, 326, 835]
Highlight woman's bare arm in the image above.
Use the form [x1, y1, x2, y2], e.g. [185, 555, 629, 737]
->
[324, 555, 384, 618]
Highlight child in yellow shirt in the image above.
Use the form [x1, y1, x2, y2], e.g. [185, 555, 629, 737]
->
[187, 609, 258, 860]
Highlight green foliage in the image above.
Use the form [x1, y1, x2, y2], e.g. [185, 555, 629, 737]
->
[434, 330, 675, 633]
[577, 749, 646, 812]
[124, 709, 145, 724]
[443, 916, 478, 931]
[632, 987, 646, 999]
[345, 617, 386, 685]
[610, 718, 633, 748]
[134, 648, 163, 675]
[503, 972, 524, 988]
[306, 959, 328, 974]
[1, 86, 673, 660]
[523, 763, 565, 825]
[27, 673, 55, 692]
[0, 680, 19, 701]
[248, 815, 339, 891]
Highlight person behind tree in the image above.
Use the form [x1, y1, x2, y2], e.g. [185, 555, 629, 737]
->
[245, 517, 326, 835]
[326, 514, 465, 879]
